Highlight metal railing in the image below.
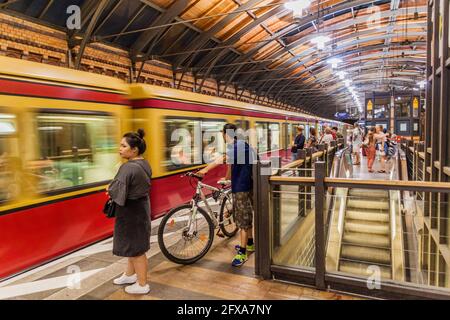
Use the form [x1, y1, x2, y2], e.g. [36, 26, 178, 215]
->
[253, 157, 450, 300]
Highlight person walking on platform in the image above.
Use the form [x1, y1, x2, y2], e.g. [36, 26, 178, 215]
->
[306, 127, 318, 151]
[107, 129, 152, 295]
[364, 131, 376, 173]
[197, 123, 256, 267]
[319, 127, 334, 145]
[374, 125, 387, 173]
[291, 125, 306, 161]
[351, 123, 363, 165]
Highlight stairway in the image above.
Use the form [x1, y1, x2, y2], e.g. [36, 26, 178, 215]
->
[339, 188, 392, 279]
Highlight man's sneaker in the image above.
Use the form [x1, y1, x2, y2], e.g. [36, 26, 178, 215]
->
[246, 243, 255, 252]
[232, 252, 248, 267]
[113, 273, 137, 285]
[125, 282, 150, 295]
[235, 244, 255, 253]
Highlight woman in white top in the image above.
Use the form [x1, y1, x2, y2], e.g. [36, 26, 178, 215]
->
[351, 123, 363, 165]
[374, 125, 387, 173]
[319, 127, 334, 145]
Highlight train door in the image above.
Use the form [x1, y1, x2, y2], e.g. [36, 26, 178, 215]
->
[0, 109, 20, 204]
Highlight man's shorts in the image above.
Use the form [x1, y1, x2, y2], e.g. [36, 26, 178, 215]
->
[232, 191, 254, 230]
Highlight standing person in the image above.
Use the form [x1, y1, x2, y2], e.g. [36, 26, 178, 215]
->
[319, 127, 334, 145]
[364, 131, 376, 173]
[333, 126, 343, 140]
[306, 127, 318, 151]
[107, 129, 152, 295]
[351, 123, 363, 165]
[374, 125, 387, 173]
[330, 127, 337, 140]
[198, 123, 256, 267]
[291, 125, 306, 161]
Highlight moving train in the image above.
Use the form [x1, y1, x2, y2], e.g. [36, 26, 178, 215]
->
[0, 56, 346, 279]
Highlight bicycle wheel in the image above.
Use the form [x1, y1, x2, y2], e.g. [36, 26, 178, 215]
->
[158, 204, 214, 265]
[219, 194, 238, 237]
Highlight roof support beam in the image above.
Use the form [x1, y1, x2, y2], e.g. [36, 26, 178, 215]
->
[38, 0, 54, 19]
[173, 0, 265, 68]
[132, 0, 191, 55]
[75, 0, 109, 69]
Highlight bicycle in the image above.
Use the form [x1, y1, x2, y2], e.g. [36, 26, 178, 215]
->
[157, 171, 238, 264]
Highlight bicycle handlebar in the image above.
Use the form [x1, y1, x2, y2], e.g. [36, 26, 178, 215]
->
[184, 171, 203, 181]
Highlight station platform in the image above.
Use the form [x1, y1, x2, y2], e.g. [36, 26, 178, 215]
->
[0, 202, 362, 301]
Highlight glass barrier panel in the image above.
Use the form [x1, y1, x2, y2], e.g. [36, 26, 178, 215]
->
[325, 188, 450, 292]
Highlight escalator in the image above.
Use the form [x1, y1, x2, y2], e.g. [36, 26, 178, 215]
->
[338, 188, 392, 279]
[326, 149, 405, 281]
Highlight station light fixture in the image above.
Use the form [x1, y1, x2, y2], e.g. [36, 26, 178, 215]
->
[284, 0, 311, 17]
[311, 35, 331, 50]
[418, 80, 426, 89]
[327, 58, 342, 69]
[344, 79, 352, 87]
[336, 71, 347, 80]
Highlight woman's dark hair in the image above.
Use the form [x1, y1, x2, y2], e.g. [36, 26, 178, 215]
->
[310, 127, 317, 137]
[123, 129, 147, 155]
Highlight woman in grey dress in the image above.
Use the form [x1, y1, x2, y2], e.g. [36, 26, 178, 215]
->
[107, 129, 152, 295]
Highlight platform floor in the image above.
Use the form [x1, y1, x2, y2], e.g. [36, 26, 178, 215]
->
[0, 214, 362, 300]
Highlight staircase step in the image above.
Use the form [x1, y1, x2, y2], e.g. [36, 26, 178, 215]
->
[339, 260, 391, 279]
[343, 232, 390, 248]
[348, 188, 389, 199]
[346, 209, 390, 223]
[345, 220, 390, 235]
[341, 244, 391, 265]
[347, 199, 389, 210]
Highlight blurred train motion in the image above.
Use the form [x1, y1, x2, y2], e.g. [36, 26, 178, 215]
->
[0, 56, 346, 279]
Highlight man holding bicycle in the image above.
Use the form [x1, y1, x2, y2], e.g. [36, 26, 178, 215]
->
[197, 123, 256, 267]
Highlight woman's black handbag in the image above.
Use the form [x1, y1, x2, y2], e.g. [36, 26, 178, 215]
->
[103, 198, 116, 218]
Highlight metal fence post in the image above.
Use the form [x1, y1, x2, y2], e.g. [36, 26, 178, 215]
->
[253, 161, 261, 277]
[255, 160, 272, 279]
[298, 149, 307, 217]
[306, 147, 313, 210]
[314, 161, 326, 290]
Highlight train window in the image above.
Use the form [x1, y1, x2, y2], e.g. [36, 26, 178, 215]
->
[235, 120, 249, 131]
[164, 118, 202, 171]
[256, 122, 268, 153]
[202, 120, 225, 164]
[0, 113, 20, 203]
[32, 112, 118, 193]
[269, 123, 280, 151]
[235, 120, 250, 142]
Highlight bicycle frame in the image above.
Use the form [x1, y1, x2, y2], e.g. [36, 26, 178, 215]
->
[187, 180, 232, 232]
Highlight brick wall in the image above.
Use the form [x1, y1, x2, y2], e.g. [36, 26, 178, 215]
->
[0, 12, 300, 113]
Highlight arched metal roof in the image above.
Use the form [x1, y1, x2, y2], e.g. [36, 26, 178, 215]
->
[0, 0, 427, 118]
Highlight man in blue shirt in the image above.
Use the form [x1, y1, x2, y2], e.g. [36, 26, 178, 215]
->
[198, 123, 256, 267]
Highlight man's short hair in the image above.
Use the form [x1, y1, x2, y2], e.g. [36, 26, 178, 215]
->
[297, 125, 304, 131]
[223, 123, 237, 136]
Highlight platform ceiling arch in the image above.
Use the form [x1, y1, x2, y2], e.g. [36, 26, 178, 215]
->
[0, 0, 427, 118]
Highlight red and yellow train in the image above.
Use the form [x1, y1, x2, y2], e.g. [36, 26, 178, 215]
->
[0, 56, 346, 279]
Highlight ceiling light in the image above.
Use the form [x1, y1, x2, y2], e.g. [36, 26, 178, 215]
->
[344, 79, 352, 87]
[311, 35, 331, 50]
[418, 80, 426, 89]
[285, 0, 311, 17]
[328, 58, 342, 69]
[336, 71, 347, 80]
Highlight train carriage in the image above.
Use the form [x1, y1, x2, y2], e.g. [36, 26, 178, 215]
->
[129, 84, 322, 217]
